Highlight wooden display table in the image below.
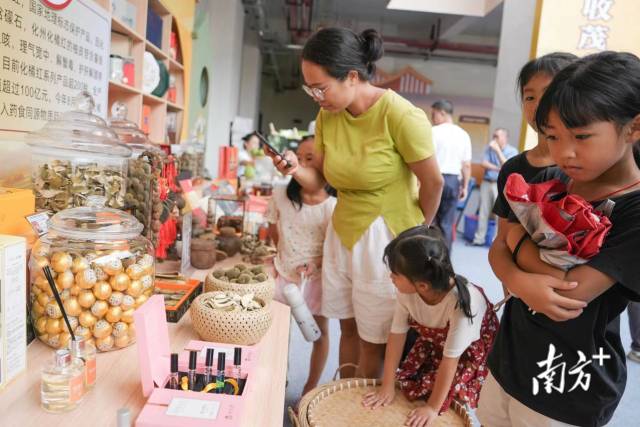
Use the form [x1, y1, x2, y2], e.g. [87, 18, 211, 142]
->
[0, 263, 290, 427]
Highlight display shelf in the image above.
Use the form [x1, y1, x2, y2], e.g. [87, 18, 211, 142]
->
[144, 102, 167, 144]
[106, 0, 186, 144]
[143, 92, 166, 105]
[109, 79, 141, 95]
[167, 101, 183, 111]
[145, 40, 169, 61]
[111, 15, 145, 42]
[168, 57, 184, 71]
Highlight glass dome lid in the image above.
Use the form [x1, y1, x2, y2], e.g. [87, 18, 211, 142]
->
[48, 195, 143, 240]
[26, 91, 132, 158]
[109, 102, 152, 146]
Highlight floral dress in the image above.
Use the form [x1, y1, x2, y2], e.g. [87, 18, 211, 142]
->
[396, 285, 499, 413]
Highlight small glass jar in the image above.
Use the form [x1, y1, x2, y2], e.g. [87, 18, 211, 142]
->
[41, 349, 85, 413]
[26, 92, 132, 214]
[29, 196, 155, 352]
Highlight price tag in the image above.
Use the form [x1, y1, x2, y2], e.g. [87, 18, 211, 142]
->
[166, 398, 220, 420]
[25, 212, 50, 237]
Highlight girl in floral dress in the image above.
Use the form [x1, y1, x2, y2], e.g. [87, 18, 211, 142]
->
[362, 225, 498, 427]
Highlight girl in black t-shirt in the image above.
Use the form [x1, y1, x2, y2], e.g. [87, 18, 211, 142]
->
[490, 52, 577, 300]
[478, 52, 640, 427]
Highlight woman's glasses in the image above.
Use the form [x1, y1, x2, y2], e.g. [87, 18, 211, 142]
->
[302, 84, 327, 101]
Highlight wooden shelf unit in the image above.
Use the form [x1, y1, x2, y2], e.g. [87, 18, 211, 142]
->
[100, 0, 186, 145]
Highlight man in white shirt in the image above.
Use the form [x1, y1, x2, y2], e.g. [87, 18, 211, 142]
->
[431, 100, 472, 250]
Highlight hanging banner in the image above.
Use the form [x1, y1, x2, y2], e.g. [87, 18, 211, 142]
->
[522, 0, 640, 149]
[0, 0, 110, 132]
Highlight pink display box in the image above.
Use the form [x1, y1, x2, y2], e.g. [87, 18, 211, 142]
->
[134, 295, 260, 426]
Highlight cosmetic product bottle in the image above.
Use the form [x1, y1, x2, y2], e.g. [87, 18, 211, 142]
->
[70, 338, 97, 390]
[233, 347, 242, 382]
[117, 407, 131, 427]
[203, 348, 215, 387]
[41, 349, 85, 413]
[283, 282, 321, 342]
[216, 352, 226, 394]
[168, 353, 179, 390]
[188, 350, 198, 391]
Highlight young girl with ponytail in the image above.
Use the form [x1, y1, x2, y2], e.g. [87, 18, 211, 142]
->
[362, 225, 498, 427]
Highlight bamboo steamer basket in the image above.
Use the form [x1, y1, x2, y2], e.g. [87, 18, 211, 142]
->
[204, 272, 275, 302]
[190, 292, 272, 345]
[291, 378, 472, 427]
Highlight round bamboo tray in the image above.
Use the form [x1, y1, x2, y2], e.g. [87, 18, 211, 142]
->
[205, 273, 275, 303]
[190, 292, 272, 345]
[291, 378, 472, 427]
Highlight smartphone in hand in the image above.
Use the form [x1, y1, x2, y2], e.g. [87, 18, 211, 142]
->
[255, 132, 292, 169]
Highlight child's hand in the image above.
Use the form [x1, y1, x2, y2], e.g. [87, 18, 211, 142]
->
[506, 224, 528, 252]
[361, 384, 395, 409]
[405, 404, 438, 427]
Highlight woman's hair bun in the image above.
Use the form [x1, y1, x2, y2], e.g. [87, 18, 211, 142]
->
[360, 29, 384, 64]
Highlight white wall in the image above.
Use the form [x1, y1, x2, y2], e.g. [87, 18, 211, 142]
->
[260, 76, 320, 132]
[238, 29, 262, 127]
[204, 0, 245, 176]
[489, 0, 537, 150]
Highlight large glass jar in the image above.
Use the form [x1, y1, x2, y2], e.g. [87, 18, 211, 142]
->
[109, 102, 164, 248]
[29, 196, 155, 352]
[26, 92, 132, 214]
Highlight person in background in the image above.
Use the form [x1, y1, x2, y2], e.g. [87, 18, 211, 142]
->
[471, 128, 517, 246]
[266, 27, 443, 379]
[629, 303, 640, 363]
[267, 137, 336, 397]
[431, 100, 472, 251]
[239, 132, 260, 179]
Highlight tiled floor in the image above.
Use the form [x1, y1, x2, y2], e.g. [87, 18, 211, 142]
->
[283, 239, 639, 426]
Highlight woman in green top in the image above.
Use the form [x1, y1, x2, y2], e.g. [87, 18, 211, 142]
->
[268, 28, 443, 378]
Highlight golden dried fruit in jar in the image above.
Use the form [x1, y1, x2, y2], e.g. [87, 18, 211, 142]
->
[50, 252, 72, 273]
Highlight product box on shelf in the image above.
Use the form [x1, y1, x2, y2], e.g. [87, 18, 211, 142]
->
[155, 279, 203, 323]
[134, 295, 260, 426]
[112, 0, 137, 29]
[0, 235, 27, 392]
[146, 7, 163, 49]
[0, 188, 36, 245]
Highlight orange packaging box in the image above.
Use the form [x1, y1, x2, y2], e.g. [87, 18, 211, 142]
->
[0, 188, 36, 245]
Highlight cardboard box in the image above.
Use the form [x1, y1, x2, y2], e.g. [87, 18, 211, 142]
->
[154, 279, 202, 323]
[0, 235, 27, 391]
[112, 0, 137, 29]
[134, 295, 260, 426]
[0, 188, 36, 245]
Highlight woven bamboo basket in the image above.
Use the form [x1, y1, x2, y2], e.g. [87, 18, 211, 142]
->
[190, 292, 272, 345]
[204, 273, 275, 303]
[291, 378, 473, 427]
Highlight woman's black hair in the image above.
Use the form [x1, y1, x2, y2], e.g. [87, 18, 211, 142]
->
[383, 225, 474, 319]
[535, 51, 640, 166]
[302, 27, 384, 81]
[517, 52, 578, 99]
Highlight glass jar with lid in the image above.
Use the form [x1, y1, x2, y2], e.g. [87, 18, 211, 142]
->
[29, 196, 155, 352]
[26, 92, 132, 214]
[109, 102, 165, 248]
[179, 138, 205, 178]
